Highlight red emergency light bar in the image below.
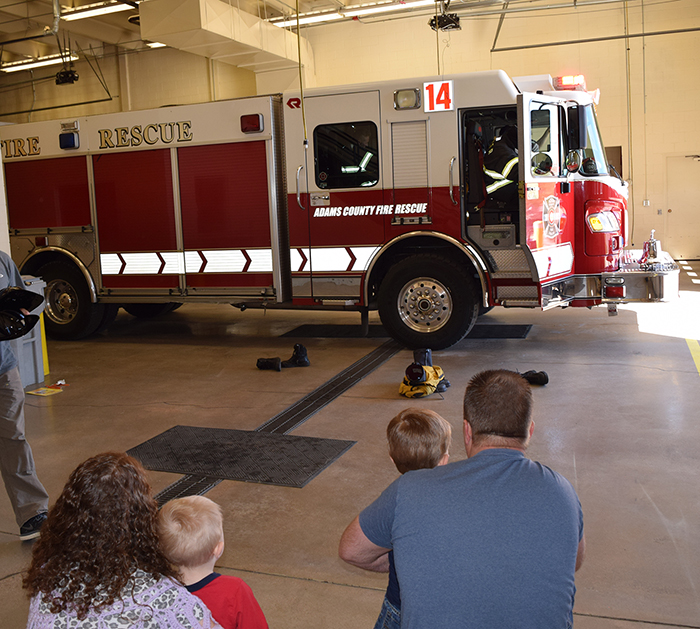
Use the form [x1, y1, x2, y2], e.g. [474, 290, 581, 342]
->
[553, 75, 586, 91]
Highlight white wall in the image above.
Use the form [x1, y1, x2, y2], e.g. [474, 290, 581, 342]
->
[0, 47, 257, 123]
[117, 47, 257, 110]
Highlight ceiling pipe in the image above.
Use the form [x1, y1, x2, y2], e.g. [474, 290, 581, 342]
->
[491, 26, 700, 52]
[0, 96, 113, 118]
[0, 0, 61, 47]
[491, 1, 509, 51]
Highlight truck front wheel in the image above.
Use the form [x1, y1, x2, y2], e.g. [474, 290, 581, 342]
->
[38, 261, 108, 340]
[378, 255, 479, 350]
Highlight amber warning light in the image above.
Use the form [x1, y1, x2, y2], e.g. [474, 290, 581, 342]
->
[241, 114, 264, 134]
[553, 75, 586, 91]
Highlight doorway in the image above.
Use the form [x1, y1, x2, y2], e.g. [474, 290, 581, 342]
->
[665, 155, 700, 259]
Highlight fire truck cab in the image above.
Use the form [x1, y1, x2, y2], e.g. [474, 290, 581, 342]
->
[0, 70, 679, 348]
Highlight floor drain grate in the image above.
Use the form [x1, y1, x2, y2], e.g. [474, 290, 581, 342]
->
[257, 339, 403, 434]
[149, 339, 404, 502]
[155, 474, 223, 507]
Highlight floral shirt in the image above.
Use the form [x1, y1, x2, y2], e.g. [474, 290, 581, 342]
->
[27, 570, 218, 629]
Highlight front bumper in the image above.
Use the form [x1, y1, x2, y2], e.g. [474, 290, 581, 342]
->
[540, 250, 680, 308]
[601, 250, 679, 303]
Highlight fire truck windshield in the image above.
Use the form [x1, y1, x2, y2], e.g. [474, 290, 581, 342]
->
[579, 104, 608, 176]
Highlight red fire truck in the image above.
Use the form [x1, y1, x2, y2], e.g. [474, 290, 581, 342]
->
[0, 70, 679, 349]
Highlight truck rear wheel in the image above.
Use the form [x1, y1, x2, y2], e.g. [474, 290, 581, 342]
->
[122, 303, 179, 318]
[378, 254, 479, 350]
[38, 261, 108, 340]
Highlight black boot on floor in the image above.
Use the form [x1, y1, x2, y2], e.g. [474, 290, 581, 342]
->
[413, 348, 433, 366]
[282, 343, 310, 368]
[257, 357, 282, 371]
[436, 377, 451, 393]
[521, 370, 549, 386]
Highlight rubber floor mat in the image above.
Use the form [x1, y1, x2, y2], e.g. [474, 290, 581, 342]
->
[281, 323, 531, 339]
[129, 425, 355, 488]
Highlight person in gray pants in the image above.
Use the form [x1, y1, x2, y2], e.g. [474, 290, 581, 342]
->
[0, 250, 49, 540]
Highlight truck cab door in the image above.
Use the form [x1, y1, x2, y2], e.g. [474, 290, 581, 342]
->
[284, 91, 382, 301]
[518, 93, 575, 286]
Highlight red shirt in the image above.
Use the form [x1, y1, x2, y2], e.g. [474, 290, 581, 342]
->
[186, 573, 269, 629]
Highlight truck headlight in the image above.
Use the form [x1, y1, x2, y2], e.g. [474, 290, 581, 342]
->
[587, 211, 620, 233]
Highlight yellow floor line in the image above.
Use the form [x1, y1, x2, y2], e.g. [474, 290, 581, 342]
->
[686, 339, 700, 376]
[40, 313, 49, 376]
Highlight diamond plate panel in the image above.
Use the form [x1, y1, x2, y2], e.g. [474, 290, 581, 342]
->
[497, 285, 539, 299]
[486, 249, 533, 276]
[52, 234, 98, 270]
[10, 233, 99, 281]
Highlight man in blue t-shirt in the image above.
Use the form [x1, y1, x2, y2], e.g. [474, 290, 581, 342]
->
[339, 369, 585, 629]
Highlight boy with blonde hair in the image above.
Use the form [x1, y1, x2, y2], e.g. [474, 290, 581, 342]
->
[374, 408, 452, 629]
[158, 495, 268, 629]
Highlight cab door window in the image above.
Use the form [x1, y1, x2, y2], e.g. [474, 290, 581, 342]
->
[530, 105, 562, 177]
[580, 105, 608, 175]
[314, 121, 379, 189]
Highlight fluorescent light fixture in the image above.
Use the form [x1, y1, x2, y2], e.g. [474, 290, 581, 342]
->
[1, 53, 79, 73]
[271, 12, 342, 27]
[269, 0, 437, 27]
[342, 0, 436, 18]
[147, 42, 166, 48]
[61, 1, 135, 21]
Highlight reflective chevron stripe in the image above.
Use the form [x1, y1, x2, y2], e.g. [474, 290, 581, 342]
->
[101, 250, 274, 275]
[101, 252, 184, 275]
[291, 246, 380, 272]
[101, 246, 380, 275]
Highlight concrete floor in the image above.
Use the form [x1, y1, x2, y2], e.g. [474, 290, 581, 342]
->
[1, 266, 700, 629]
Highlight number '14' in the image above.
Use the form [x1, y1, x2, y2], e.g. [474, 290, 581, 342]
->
[425, 81, 453, 112]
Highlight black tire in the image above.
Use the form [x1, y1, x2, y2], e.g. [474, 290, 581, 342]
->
[479, 305, 494, 317]
[122, 303, 179, 318]
[378, 254, 479, 350]
[94, 304, 120, 334]
[38, 261, 107, 340]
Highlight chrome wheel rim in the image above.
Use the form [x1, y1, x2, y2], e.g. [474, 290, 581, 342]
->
[397, 277, 452, 333]
[45, 279, 78, 325]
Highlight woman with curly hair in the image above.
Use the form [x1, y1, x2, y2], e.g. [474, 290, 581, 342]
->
[23, 452, 221, 629]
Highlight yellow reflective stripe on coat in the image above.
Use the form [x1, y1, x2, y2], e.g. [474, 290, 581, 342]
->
[486, 179, 514, 194]
[501, 156, 518, 178]
[484, 156, 519, 193]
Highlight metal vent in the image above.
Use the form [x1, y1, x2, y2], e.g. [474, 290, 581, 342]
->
[392, 121, 428, 188]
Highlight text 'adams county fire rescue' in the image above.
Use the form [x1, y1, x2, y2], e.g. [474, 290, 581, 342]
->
[313, 203, 428, 217]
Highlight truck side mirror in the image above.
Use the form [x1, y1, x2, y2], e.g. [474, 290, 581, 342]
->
[532, 153, 553, 175]
[567, 105, 587, 151]
[565, 150, 582, 173]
